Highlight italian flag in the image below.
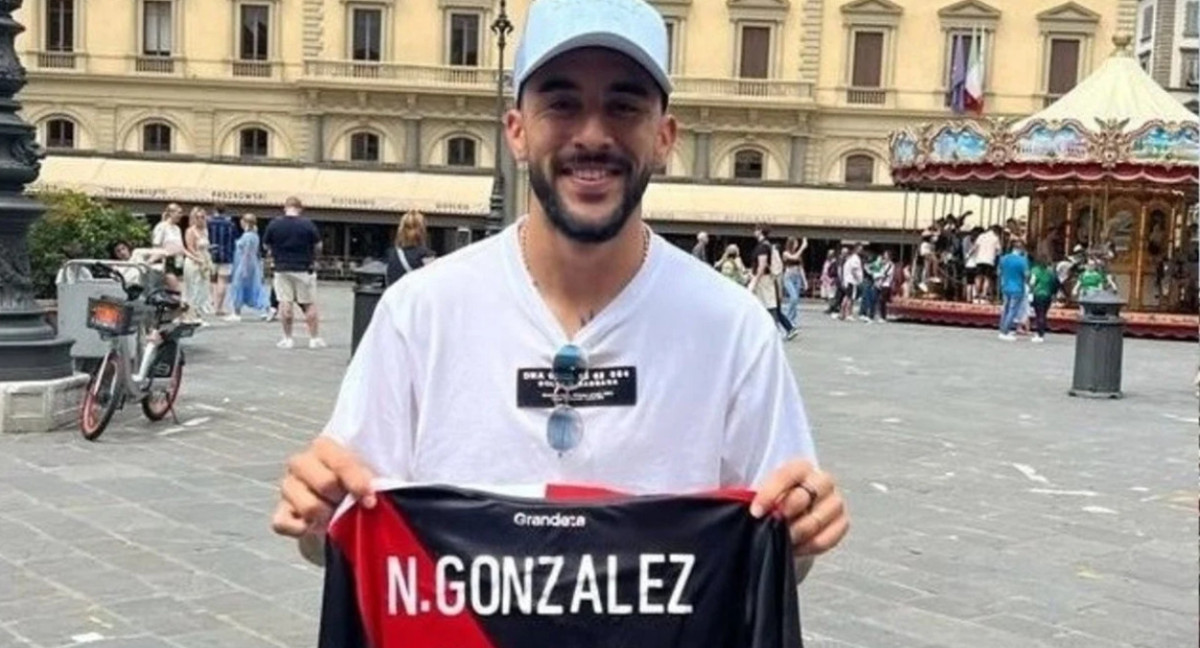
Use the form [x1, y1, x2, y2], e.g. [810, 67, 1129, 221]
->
[964, 27, 986, 114]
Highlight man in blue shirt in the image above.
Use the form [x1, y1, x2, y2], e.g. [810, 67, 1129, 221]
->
[207, 202, 239, 317]
[996, 239, 1030, 341]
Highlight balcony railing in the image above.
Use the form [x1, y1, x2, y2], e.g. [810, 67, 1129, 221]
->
[303, 60, 502, 89]
[302, 61, 813, 101]
[673, 77, 812, 100]
[846, 87, 886, 105]
[232, 60, 275, 78]
[37, 51, 77, 69]
[134, 55, 175, 74]
[1043, 93, 1063, 108]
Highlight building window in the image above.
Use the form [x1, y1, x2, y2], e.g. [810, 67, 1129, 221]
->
[738, 25, 770, 78]
[850, 31, 883, 88]
[1183, 50, 1199, 88]
[1139, 51, 1151, 72]
[350, 131, 380, 162]
[46, 0, 74, 52]
[943, 31, 981, 91]
[1046, 37, 1081, 97]
[1140, 5, 1153, 42]
[240, 127, 269, 158]
[844, 154, 874, 185]
[448, 13, 480, 66]
[1186, 1, 1199, 37]
[142, 0, 172, 56]
[663, 19, 678, 74]
[732, 149, 764, 180]
[446, 137, 477, 167]
[45, 118, 75, 149]
[143, 123, 172, 153]
[352, 7, 382, 62]
[240, 4, 270, 61]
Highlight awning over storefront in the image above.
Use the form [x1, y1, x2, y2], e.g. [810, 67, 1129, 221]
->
[641, 181, 1029, 232]
[30, 156, 494, 217]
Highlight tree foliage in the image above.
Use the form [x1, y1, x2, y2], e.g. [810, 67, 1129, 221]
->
[27, 189, 151, 298]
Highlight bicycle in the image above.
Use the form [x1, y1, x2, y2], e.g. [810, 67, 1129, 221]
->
[78, 262, 199, 441]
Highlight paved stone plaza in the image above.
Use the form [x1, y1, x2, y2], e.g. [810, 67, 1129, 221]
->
[0, 285, 1195, 648]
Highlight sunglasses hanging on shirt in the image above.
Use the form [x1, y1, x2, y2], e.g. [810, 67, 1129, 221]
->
[546, 343, 588, 456]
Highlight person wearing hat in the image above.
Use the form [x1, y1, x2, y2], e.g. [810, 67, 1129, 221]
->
[271, 0, 847, 571]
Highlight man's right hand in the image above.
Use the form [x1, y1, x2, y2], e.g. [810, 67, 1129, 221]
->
[271, 436, 377, 538]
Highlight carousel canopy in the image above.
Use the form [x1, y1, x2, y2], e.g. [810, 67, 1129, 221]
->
[1013, 48, 1198, 133]
[889, 36, 1199, 196]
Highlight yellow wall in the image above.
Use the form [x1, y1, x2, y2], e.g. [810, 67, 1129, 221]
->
[11, 0, 1138, 231]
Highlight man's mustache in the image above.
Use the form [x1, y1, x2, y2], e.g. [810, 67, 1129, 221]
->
[552, 152, 634, 174]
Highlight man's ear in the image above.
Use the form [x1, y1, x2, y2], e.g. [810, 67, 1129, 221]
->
[653, 113, 678, 172]
[504, 109, 527, 163]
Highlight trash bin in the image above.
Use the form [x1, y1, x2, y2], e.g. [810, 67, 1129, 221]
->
[350, 260, 387, 357]
[1069, 291, 1125, 399]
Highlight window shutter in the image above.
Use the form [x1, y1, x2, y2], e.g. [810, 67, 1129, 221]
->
[1047, 39, 1079, 95]
[739, 26, 770, 79]
[851, 32, 883, 88]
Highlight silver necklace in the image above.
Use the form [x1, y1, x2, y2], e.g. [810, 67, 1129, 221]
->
[519, 221, 651, 292]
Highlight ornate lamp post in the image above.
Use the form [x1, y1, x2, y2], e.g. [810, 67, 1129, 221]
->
[0, 0, 73, 383]
[487, 0, 513, 234]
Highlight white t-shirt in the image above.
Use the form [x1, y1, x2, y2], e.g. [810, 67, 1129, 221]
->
[322, 220, 817, 494]
[974, 231, 1001, 266]
[152, 221, 184, 261]
[841, 255, 863, 287]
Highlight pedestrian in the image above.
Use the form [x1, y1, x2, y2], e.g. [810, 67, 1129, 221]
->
[1028, 253, 1057, 343]
[226, 213, 271, 320]
[207, 202, 239, 317]
[262, 196, 326, 349]
[858, 248, 877, 323]
[997, 239, 1030, 341]
[750, 224, 798, 340]
[151, 203, 188, 295]
[839, 244, 864, 321]
[819, 249, 836, 301]
[183, 207, 214, 320]
[271, 0, 847, 579]
[714, 243, 748, 284]
[971, 225, 1003, 303]
[691, 231, 709, 263]
[781, 236, 807, 324]
[873, 249, 895, 321]
[384, 210, 436, 287]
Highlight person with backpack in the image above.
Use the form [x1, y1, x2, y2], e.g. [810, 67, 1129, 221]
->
[750, 224, 797, 340]
[1028, 253, 1057, 343]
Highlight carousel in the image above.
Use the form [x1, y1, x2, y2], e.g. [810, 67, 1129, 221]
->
[886, 35, 1198, 340]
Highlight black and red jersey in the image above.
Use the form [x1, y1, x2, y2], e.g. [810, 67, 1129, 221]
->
[318, 483, 802, 648]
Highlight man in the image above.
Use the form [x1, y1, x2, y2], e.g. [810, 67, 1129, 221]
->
[997, 239, 1030, 341]
[839, 244, 864, 321]
[262, 196, 326, 349]
[207, 202, 239, 318]
[749, 225, 798, 340]
[691, 231, 709, 263]
[971, 225, 1003, 302]
[271, 0, 846, 581]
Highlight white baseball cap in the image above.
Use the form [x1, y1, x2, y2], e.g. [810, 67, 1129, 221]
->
[512, 0, 673, 99]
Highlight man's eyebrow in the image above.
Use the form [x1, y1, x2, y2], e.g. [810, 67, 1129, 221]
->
[608, 81, 652, 98]
[534, 77, 579, 94]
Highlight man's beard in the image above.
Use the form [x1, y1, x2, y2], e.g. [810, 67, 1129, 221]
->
[528, 153, 653, 245]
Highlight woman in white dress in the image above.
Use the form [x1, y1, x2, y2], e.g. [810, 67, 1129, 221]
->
[182, 207, 214, 320]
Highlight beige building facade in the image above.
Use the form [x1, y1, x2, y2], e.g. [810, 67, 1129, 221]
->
[15, 0, 1136, 259]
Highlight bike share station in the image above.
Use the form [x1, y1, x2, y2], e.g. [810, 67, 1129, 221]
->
[58, 260, 199, 440]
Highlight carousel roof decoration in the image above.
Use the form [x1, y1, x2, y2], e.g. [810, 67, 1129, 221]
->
[889, 35, 1199, 196]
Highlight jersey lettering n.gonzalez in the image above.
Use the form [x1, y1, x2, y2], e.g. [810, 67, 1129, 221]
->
[318, 483, 803, 648]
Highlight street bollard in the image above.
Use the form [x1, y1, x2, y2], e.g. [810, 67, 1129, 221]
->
[1068, 291, 1126, 399]
[351, 260, 387, 358]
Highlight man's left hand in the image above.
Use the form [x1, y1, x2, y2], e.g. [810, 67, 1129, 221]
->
[750, 460, 848, 556]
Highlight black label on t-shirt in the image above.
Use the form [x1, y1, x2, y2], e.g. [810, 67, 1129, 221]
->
[516, 367, 637, 408]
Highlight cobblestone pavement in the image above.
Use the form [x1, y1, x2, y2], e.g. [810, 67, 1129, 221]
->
[1, 285, 1195, 648]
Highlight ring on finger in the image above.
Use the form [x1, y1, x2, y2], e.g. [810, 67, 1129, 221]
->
[799, 482, 820, 509]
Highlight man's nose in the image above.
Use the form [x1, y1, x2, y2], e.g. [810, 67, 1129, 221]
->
[571, 111, 615, 151]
